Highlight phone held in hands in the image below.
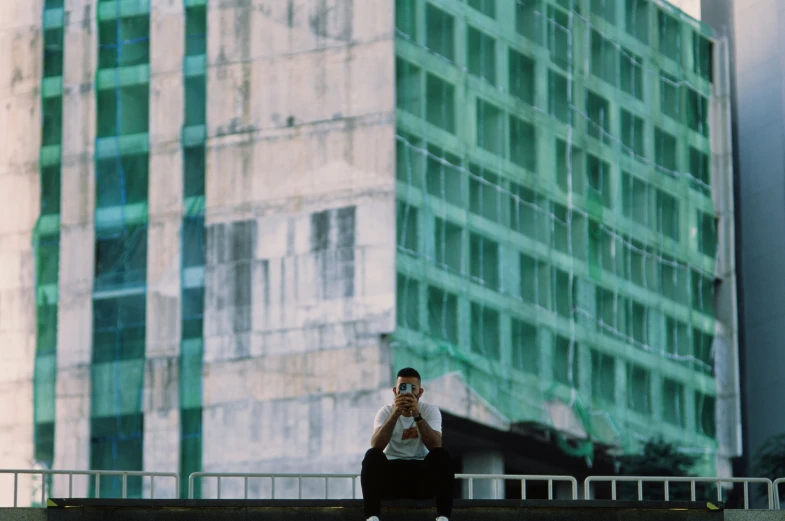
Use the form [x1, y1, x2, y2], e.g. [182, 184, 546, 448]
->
[398, 383, 413, 395]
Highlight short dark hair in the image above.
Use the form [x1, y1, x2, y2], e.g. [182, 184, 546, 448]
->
[397, 367, 421, 382]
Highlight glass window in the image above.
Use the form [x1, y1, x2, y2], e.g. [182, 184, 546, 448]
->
[425, 4, 454, 61]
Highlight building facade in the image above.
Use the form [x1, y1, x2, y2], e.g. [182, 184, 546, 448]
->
[0, 0, 739, 503]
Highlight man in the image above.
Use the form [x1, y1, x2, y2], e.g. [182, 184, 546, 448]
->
[361, 367, 454, 521]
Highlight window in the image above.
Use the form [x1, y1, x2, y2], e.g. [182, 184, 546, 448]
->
[42, 96, 62, 147]
[44, 0, 65, 8]
[555, 139, 583, 194]
[512, 319, 538, 373]
[622, 172, 649, 225]
[690, 147, 710, 188]
[656, 190, 679, 240]
[696, 392, 716, 437]
[92, 294, 146, 363]
[508, 49, 535, 106]
[41, 165, 61, 215]
[516, 0, 542, 43]
[470, 303, 500, 359]
[620, 109, 645, 158]
[182, 216, 205, 268]
[553, 267, 572, 318]
[625, 0, 649, 43]
[521, 253, 550, 308]
[396, 0, 417, 38]
[434, 218, 463, 273]
[468, 0, 495, 18]
[397, 273, 419, 330]
[595, 287, 618, 332]
[396, 132, 424, 185]
[662, 378, 685, 426]
[397, 202, 418, 254]
[90, 414, 144, 498]
[627, 363, 650, 414]
[554, 336, 578, 387]
[692, 32, 713, 82]
[698, 212, 716, 258]
[467, 26, 496, 85]
[469, 163, 504, 223]
[396, 58, 422, 117]
[34, 421, 55, 466]
[185, 5, 207, 56]
[469, 233, 499, 289]
[428, 285, 459, 345]
[620, 48, 644, 100]
[509, 115, 536, 172]
[425, 74, 455, 133]
[629, 300, 646, 344]
[591, 0, 615, 23]
[654, 128, 678, 174]
[591, 350, 615, 403]
[660, 257, 688, 305]
[591, 30, 617, 86]
[693, 327, 714, 374]
[36, 302, 58, 354]
[43, 28, 64, 78]
[586, 153, 612, 208]
[691, 270, 714, 316]
[36, 234, 60, 286]
[425, 4, 454, 61]
[660, 73, 680, 121]
[658, 9, 681, 63]
[184, 145, 206, 198]
[181, 287, 205, 340]
[665, 315, 690, 356]
[548, 70, 570, 123]
[185, 76, 206, 127]
[94, 226, 148, 290]
[97, 86, 149, 137]
[98, 15, 150, 69]
[685, 88, 708, 136]
[510, 183, 549, 243]
[548, 6, 571, 69]
[179, 407, 203, 499]
[586, 91, 610, 145]
[427, 146, 463, 206]
[476, 99, 504, 156]
[96, 154, 149, 208]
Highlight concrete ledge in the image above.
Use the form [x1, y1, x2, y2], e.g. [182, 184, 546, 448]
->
[32, 499, 733, 521]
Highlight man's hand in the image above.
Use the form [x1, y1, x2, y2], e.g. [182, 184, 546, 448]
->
[393, 393, 418, 417]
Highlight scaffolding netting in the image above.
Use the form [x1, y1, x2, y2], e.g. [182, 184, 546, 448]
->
[392, 0, 719, 472]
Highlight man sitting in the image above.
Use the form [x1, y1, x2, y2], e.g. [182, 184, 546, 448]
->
[361, 367, 454, 521]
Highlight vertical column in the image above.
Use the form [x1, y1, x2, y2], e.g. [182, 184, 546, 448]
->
[462, 450, 505, 499]
[0, 0, 42, 496]
[144, 0, 185, 498]
[54, 0, 96, 492]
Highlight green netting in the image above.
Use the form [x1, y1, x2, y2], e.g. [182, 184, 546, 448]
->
[393, 0, 718, 472]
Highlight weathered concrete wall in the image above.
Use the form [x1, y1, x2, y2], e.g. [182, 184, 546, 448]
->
[54, 2, 96, 493]
[0, 0, 43, 506]
[144, 0, 185, 499]
[200, 0, 396, 490]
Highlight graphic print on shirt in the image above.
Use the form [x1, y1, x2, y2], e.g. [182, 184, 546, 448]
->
[401, 426, 419, 440]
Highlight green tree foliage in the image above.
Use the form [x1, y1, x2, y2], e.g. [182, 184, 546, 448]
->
[620, 438, 699, 477]
[754, 433, 785, 481]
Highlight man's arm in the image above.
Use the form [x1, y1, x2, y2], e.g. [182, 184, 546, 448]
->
[370, 410, 401, 449]
[415, 418, 442, 449]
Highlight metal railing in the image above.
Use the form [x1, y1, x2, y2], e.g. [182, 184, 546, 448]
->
[188, 473, 359, 500]
[773, 478, 785, 509]
[458, 474, 578, 500]
[3, 469, 784, 509]
[584, 476, 774, 509]
[0, 469, 179, 507]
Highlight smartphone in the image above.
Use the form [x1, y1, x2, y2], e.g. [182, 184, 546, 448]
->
[398, 383, 413, 395]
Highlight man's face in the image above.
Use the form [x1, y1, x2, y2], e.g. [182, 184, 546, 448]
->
[394, 376, 423, 399]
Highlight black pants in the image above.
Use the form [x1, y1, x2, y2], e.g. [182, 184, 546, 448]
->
[361, 447, 454, 518]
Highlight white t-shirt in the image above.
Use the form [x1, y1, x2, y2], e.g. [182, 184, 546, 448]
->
[373, 401, 442, 460]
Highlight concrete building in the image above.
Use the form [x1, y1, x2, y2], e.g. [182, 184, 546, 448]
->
[0, 0, 739, 503]
[700, 0, 785, 479]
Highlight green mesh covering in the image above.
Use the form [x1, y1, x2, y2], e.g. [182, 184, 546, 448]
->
[89, 2, 151, 497]
[393, 0, 718, 472]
